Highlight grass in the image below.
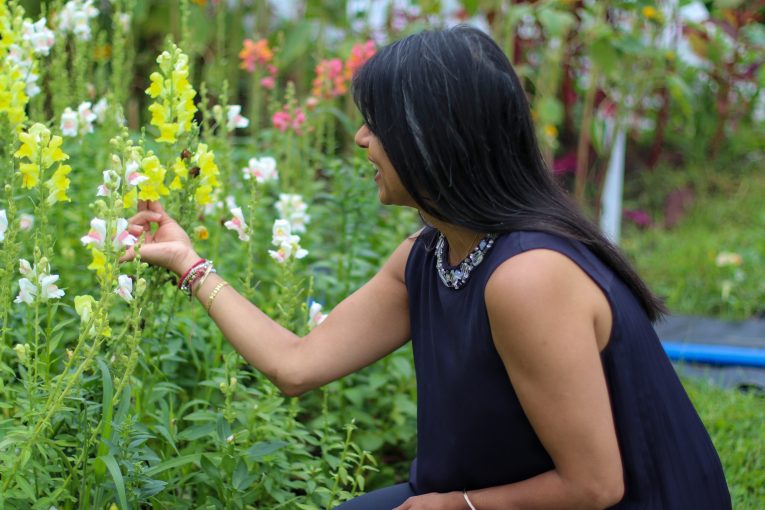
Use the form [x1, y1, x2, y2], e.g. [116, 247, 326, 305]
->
[683, 377, 765, 508]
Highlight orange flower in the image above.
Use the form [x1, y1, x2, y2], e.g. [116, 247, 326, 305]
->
[311, 58, 347, 100]
[239, 38, 273, 72]
[345, 40, 376, 80]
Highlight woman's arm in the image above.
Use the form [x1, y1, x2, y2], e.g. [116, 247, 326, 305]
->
[395, 248, 624, 510]
[124, 201, 414, 396]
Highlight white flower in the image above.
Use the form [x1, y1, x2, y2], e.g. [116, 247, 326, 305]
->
[271, 219, 292, 245]
[268, 219, 308, 264]
[81, 218, 107, 247]
[19, 213, 34, 231]
[114, 274, 133, 303]
[307, 301, 327, 329]
[97, 170, 121, 196]
[14, 278, 36, 305]
[81, 218, 135, 249]
[61, 107, 79, 137]
[40, 274, 65, 300]
[124, 160, 148, 186]
[275, 193, 310, 233]
[19, 259, 34, 277]
[117, 13, 131, 32]
[0, 209, 7, 242]
[58, 0, 99, 41]
[226, 105, 249, 131]
[715, 252, 742, 267]
[242, 156, 278, 183]
[22, 18, 55, 56]
[93, 98, 108, 123]
[113, 218, 137, 248]
[224, 207, 250, 241]
[77, 101, 97, 134]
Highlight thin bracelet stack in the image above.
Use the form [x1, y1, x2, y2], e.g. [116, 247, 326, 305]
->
[463, 490, 477, 510]
[178, 259, 215, 300]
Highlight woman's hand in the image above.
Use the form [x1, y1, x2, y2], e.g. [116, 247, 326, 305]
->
[392, 492, 466, 510]
[122, 200, 200, 275]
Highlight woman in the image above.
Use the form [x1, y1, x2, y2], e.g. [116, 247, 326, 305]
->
[124, 26, 730, 509]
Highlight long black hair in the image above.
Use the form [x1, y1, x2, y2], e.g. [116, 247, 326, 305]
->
[352, 25, 666, 321]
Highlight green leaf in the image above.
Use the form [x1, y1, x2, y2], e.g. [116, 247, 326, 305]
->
[100, 453, 129, 510]
[245, 440, 287, 461]
[177, 422, 216, 441]
[144, 453, 201, 477]
[537, 7, 576, 38]
[232, 459, 250, 491]
[589, 36, 619, 72]
[95, 358, 114, 480]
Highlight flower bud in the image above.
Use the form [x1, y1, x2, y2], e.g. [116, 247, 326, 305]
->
[13, 343, 28, 363]
[136, 277, 147, 297]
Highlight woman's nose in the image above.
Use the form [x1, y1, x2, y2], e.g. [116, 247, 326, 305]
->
[354, 124, 370, 148]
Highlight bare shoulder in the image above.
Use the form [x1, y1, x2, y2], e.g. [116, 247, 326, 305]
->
[380, 227, 426, 284]
[485, 248, 611, 352]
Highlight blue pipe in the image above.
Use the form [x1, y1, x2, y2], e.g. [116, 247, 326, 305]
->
[661, 341, 765, 368]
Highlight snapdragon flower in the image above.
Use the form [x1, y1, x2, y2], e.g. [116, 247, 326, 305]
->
[80, 218, 137, 250]
[96, 170, 121, 197]
[93, 97, 108, 123]
[114, 274, 133, 302]
[145, 44, 197, 144]
[307, 300, 327, 329]
[0, 209, 7, 242]
[19, 213, 34, 231]
[275, 193, 310, 233]
[14, 258, 65, 305]
[226, 105, 249, 131]
[223, 207, 250, 241]
[242, 156, 278, 183]
[268, 219, 308, 264]
[61, 108, 78, 137]
[22, 17, 55, 56]
[14, 124, 71, 204]
[57, 0, 99, 41]
[77, 101, 97, 134]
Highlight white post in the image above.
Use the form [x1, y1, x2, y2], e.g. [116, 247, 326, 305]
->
[599, 126, 627, 243]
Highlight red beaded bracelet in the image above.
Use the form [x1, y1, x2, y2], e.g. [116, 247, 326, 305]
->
[178, 258, 206, 289]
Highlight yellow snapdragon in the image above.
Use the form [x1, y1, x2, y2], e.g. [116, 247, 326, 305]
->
[13, 123, 71, 204]
[137, 153, 170, 201]
[145, 44, 197, 145]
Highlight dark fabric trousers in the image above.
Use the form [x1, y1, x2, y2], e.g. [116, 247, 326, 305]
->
[333, 483, 416, 509]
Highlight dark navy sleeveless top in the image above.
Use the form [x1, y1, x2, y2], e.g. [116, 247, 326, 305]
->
[405, 229, 730, 508]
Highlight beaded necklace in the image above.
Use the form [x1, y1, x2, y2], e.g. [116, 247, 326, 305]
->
[435, 232, 497, 290]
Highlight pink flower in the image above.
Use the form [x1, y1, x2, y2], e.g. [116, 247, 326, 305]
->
[260, 76, 275, 89]
[272, 111, 291, 132]
[623, 209, 652, 228]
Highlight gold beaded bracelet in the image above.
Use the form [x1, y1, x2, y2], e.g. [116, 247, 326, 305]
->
[193, 264, 215, 298]
[205, 281, 229, 313]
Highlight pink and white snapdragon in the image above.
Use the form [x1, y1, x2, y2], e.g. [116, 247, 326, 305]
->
[57, 0, 99, 41]
[275, 193, 310, 233]
[307, 300, 327, 329]
[223, 207, 250, 241]
[77, 101, 97, 134]
[22, 18, 55, 56]
[80, 218, 136, 250]
[93, 97, 108, 123]
[124, 159, 148, 187]
[242, 156, 278, 183]
[96, 170, 121, 197]
[19, 213, 34, 231]
[61, 108, 79, 136]
[268, 219, 308, 263]
[114, 274, 133, 302]
[226, 105, 249, 131]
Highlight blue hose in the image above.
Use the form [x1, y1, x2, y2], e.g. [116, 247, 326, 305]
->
[662, 341, 765, 368]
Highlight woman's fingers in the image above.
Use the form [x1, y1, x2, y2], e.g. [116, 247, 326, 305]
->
[128, 210, 162, 227]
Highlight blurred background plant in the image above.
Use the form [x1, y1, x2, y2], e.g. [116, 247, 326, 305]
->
[0, 0, 763, 507]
